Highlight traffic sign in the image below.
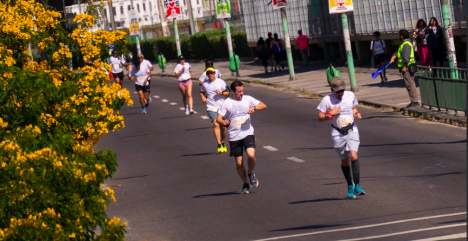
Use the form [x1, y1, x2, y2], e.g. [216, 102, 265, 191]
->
[273, 0, 288, 10]
[164, 0, 181, 19]
[216, 0, 231, 19]
[329, 0, 353, 14]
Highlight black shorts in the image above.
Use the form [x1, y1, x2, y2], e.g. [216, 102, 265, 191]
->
[229, 135, 255, 157]
[374, 53, 385, 65]
[135, 85, 150, 93]
[113, 71, 124, 80]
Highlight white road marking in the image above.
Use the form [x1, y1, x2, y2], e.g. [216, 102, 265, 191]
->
[287, 157, 305, 163]
[410, 233, 467, 241]
[169, 102, 177, 105]
[133, 91, 137, 94]
[153, 95, 160, 98]
[161, 99, 168, 102]
[201, 116, 209, 120]
[397, 102, 411, 106]
[179, 107, 185, 110]
[263, 146, 278, 151]
[194, 111, 198, 114]
[335, 223, 466, 241]
[253, 212, 467, 241]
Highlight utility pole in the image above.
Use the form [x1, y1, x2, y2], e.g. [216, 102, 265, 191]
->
[174, 18, 181, 56]
[341, 13, 357, 92]
[280, 8, 295, 81]
[440, 0, 458, 78]
[130, 0, 141, 54]
[158, 0, 170, 37]
[149, 1, 156, 38]
[107, 0, 116, 31]
[186, 0, 198, 34]
[101, 7, 109, 30]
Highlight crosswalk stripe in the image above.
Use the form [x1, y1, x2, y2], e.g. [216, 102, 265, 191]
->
[410, 233, 467, 241]
[153, 95, 160, 98]
[263, 146, 278, 151]
[201, 116, 209, 120]
[286, 157, 305, 163]
[169, 102, 177, 105]
[161, 99, 168, 102]
[179, 107, 185, 110]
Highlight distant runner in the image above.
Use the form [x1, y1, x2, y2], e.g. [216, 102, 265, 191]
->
[129, 58, 151, 114]
[109, 50, 126, 87]
[317, 77, 365, 199]
[174, 55, 194, 115]
[200, 67, 229, 153]
[217, 81, 267, 194]
[138, 54, 153, 107]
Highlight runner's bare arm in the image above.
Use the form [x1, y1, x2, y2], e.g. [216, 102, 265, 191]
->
[353, 107, 362, 119]
[199, 91, 207, 104]
[145, 71, 150, 83]
[318, 111, 328, 122]
[247, 101, 266, 114]
[216, 114, 230, 126]
[175, 66, 185, 77]
[189, 68, 193, 77]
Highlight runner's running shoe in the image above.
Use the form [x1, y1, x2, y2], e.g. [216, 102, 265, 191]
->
[242, 183, 250, 194]
[142, 107, 147, 114]
[347, 184, 356, 199]
[248, 173, 259, 187]
[217, 145, 222, 153]
[146, 97, 151, 107]
[222, 143, 227, 152]
[185, 105, 189, 115]
[354, 184, 366, 195]
[190, 109, 195, 115]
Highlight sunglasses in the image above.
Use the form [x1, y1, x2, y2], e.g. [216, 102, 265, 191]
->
[138, 57, 144, 59]
[206, 71, 215, 75]
[335, 89, 345, 94]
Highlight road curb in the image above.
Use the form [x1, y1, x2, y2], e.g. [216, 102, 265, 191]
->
[153, 73, 466, 127]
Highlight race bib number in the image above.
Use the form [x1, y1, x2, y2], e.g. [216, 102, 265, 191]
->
[234, 116, 249, 126]
[181, 73, 191, 80]
[113, 64, 120, 70]
[337, 116, 353, 127]
[137, 76, 145, 83]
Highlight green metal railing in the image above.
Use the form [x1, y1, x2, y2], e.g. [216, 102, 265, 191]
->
[417, 66, 467, 113]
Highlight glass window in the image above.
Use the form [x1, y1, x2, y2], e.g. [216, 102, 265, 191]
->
[137, 4, 140, 13]
[113, 7, 116, 16]
[120, 6, 124, 14]
[128, 5, 130, 11]
[143, 3, 146, 11]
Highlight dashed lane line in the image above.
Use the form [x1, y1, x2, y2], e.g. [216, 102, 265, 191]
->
[161, 99, 168, 102]
[263, 146, 278, 151]
[153, 95, 160, 98]
[169, 102, 177, 105]
[286, 157, 305, 163]
[253, 212, 467, 241]
[179, 107, 185, 110]
[410, 233, 467, 241]
[201, 116, 209, 120]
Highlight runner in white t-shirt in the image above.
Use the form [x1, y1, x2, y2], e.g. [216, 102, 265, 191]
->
[217, 80, 267, 194]
[109, 50, 126, 87]
[129, 58, 151, 114]
[200, 67, 230, 153]
[317, 77, 365, 199]
[174, 55, 195, 115]
[138, 54, 153, 107]
[370, 31, 388, 83]
[198, 61, 222, 85]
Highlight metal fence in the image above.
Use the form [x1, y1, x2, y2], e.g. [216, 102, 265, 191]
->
[417, 66, 467, 113]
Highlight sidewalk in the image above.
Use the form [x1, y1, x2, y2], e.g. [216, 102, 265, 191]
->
[151, 59, 466, 126]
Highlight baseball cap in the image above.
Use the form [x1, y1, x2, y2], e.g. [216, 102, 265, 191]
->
[330, 77, 346, 92]
[206, 67, 215, 74]
[268, 32, 272, 36]
[178, 55, 185, 60]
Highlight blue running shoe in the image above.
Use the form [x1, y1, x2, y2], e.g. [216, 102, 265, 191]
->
[347, 184, 356, 199]
[355, 184, 365, 195]
[248, 173, 259, 187]
[148, 97, 152, 104]
[242, 183, 250, 194]
[142, 107, 147, 114]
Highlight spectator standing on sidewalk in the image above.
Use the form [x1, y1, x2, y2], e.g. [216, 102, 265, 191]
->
[426, 17, 445, 67]
[270, 33, 285, 72]
[391, 29, 419, 108]
[413, 19, 432, 66]
[370, 31, 388, 83]
[295, 30, 310, 65]
[265, 33, 275, 72]
[257, 37, 269, 73]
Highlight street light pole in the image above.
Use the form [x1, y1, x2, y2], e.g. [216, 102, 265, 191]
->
[107, 0, 116, 31]
[158, 0, 170, 37]
[186, 0, 198, 34]
[130, 0, 141, 54]
[280, 8, 295, 81]
[341, 13, 357, 92]
[174, 18, 182, 56]
[440, 0, 458, 78]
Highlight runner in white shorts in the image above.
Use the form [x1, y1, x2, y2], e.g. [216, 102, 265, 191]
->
[317, 77, 365, 199]
[217, 80, 267, 194]
[199, 67, 230, 153]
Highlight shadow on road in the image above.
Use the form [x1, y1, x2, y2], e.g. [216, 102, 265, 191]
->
[289, 198, 345, 204]
[181, 152, 218, 157]
[185, 127, 212, 131]
[161, 115, 192, 120]
[193, 192, 238, 198]
[294, 140, 465, 151]
[270, 223, 347, 232]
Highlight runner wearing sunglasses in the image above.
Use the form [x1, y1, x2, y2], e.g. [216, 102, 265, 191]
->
[200, 67, 229, 153]
[317, 77, 365, 199]
[138, 54, 153, 107]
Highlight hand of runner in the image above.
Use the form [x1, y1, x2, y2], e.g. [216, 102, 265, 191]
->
[247, 106, 256, 114]
[330, 106, 341, 115]
[201, 98, 208, 104]
[222, 119, 230, 126]
[354, 112, 362, 119]
[215, 90, 222, 95]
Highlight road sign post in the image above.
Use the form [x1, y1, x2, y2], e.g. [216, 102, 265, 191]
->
[440, 0, 458, 79]
[217, 0, 238, 76]
[128, 11, 141, 54]
[164, 0, 182, 56]
[329, 0, 357, 92]
[273, 0, 295, 81]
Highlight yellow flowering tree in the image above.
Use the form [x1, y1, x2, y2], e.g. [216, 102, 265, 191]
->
[0, 0, 133, 240]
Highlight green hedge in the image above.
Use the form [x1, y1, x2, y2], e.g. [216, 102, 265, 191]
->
[126, 28, 251, 62]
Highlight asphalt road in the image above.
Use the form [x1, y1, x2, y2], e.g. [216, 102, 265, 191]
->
[97, 77, 467, 241]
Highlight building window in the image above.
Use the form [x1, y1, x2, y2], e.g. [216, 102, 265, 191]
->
[120, 6, 124, 14]
[113, 7, 116, 16]
[137, 4, 140, 13]
[143, 3, 146, 11]
[197, 0, 199, 4]
[198, 9, 200, 14]
[128, 5, 131, 11]
[145, 17, 147, 21]
[104, 9, 107, 17]
[183, 0, 186, 6]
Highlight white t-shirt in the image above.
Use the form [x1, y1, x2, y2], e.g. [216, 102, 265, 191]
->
[141, 59, 152, 80]
[174, 63, 191, 81]
[199, 69, 222, 82]
[370, 40, 385, 55]
[218, 95, 261, 141]
[129, 64, 150, 86]
[317, 91, 359, 138]
[200, 78, 228, 111]
[109, 56, 124, 73]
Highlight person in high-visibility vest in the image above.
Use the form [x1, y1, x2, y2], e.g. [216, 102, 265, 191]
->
[390, 29, 419, 108]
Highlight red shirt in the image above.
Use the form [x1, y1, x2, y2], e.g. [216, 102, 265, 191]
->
[295, 34, 309, 51]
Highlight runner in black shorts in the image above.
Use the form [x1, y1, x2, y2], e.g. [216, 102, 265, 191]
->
[217, 80, 267, 194]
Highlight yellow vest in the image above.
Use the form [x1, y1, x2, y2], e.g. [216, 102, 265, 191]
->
[397, 41, 415, 68]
